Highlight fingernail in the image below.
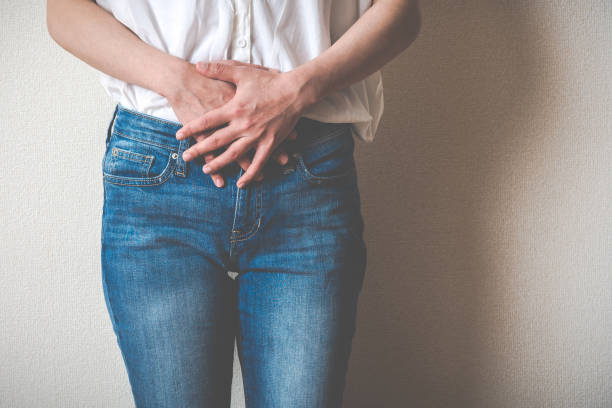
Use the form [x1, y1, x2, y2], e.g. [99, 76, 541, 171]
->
[176, 131, 183, 139]
[280, 154, 288, 165]
[203, 165, 211, 174]
[236, 180, 244, 188]
[214, 177, 223, 187]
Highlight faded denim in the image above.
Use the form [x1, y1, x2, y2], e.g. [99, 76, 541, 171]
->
[100, 104, 367, 407]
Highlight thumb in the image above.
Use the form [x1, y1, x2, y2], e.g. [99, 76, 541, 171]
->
[196, 61, 240, 84]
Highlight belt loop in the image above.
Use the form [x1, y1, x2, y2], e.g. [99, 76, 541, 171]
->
[174, 138, 189, 178]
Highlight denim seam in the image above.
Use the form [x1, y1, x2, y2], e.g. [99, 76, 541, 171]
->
[232, 185, 242, 234]
[231, 182, 263, 242]
[295, 153, 356, 185]
[112, 148, 154, 164]
[103, 152, 177, 186]
[233, 215, 262, 243]
[293, 125, 355, 184]
[111, 148, 154, 178]
[228, 169, 243, 257]
[100, 216, 137, 398]
[113, 129, 178, 151]
[174, 139, 188, 177]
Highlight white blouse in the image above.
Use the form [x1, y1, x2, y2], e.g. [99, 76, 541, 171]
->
[94, 0, 384, 142]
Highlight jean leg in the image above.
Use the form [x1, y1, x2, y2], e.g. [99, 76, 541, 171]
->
[235, 162, 367, 408]
[101, 183, 237, 408]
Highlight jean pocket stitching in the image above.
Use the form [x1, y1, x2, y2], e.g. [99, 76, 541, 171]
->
[113, 129, 177, 151]
[110, 147, 155, 176]
[103, 150, 177, 187]
[294, 151, 356, 185]
[293, 127, 356, 184]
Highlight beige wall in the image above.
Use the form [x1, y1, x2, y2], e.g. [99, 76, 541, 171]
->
[1, 1, 610, 407]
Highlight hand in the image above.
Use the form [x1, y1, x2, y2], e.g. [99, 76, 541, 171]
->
[175, 59, 312, 188]
[166, 61, 294, 187]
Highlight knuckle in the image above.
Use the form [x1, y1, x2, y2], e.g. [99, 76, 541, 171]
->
[236, 119, 251, 133]
[235, 100, 252, 112]
[244, 102, 257, 115]
[228, 104, 242, 117]
[211, 63, 224, 74]
[260, 137, 275, 150]
[228, 149, 241, 160]
[242, 117, 256, 129]
[210, 136, 221, 150]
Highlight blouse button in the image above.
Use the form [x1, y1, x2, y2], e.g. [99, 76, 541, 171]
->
[237, 38, 247, 48]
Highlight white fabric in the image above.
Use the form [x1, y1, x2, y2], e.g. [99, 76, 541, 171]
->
[94, 0, 384, 142]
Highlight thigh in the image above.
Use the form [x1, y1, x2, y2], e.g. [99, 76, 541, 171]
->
[100, 107, 237, 407]
[236, 122, 367, 408]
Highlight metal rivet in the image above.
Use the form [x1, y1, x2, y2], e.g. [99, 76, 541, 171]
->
[172, 152, 178, 159]
[112, 147, 117, 155]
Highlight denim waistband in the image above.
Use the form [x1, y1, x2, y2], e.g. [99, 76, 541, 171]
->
[106, 103, 352, 150]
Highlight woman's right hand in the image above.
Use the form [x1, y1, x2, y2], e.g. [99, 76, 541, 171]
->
[165, 61, 293, 188]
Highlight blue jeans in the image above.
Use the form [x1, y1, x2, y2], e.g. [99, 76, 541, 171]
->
[100, 104, 367, 407]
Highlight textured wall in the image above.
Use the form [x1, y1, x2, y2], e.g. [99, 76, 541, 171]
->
[1, 1, 610, 407]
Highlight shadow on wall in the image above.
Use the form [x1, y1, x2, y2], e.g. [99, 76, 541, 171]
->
[346, 2, 555, 407]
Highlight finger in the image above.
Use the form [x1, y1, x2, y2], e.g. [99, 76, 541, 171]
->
[237, 137, 275, 188]
[203, 152, 225, 188]
[235, 151, 265, 181]
[236, 152, 252, 173]
[176, 106, 232, 140]
[208, 59, 279, 73]
[288, 129, 297, 140]
[202, 137, 254, 175]
[238, 158, 252, 172]
[182, 124, 243, 162]
[245, 64, 280, 74]
[271, 147, 289, 165]
[196, 61, 242, 84]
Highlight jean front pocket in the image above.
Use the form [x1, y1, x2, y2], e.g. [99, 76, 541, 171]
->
[106, 146, 154, 178]
[294, 123, 357, 186]
[102, 129, 178, 187]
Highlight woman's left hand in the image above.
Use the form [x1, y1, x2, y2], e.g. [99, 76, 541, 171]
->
[175, 59, 313, 188]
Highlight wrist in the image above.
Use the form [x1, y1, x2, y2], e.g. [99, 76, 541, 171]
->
[286, 63, 326, 113]
[155, 57, 193, 103]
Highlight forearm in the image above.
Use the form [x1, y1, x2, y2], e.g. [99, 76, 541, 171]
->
[290, 0, 421, 110]
[46, 0, 189, 99]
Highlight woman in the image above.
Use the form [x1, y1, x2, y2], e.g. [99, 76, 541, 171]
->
[47, 0, 421, 406]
